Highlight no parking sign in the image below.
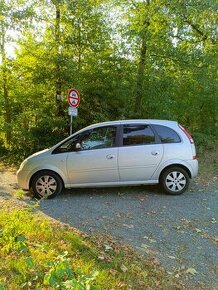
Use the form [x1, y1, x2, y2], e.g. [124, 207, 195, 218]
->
[67, 88, 80, 135]
[67, 89, 80, 108]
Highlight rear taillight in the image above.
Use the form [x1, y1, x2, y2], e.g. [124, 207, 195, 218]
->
[179, 125, 194, 144]
[193, 155, 197, 160]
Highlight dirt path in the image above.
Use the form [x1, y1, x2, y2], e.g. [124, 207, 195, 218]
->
[0, 164, 18, 196]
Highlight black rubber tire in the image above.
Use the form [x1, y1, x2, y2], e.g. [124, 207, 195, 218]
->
[31, 170, 63, 199]
[160, 166, 189, 195]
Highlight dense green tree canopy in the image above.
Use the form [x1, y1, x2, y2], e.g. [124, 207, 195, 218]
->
[0, 0, 217, 161]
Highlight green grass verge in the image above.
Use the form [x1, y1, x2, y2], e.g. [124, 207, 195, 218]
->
[197, 146, 218, 186]
[0, 198, 181, 290]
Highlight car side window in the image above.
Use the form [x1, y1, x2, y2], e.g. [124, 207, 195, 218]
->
[122, 125, 155, 146]
[80, 126, 117, 150]
[52, 134, 82, 154]
[152, 125, 181, 143]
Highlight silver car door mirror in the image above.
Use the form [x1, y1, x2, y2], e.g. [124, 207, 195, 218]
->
[75, 143, 81, 151]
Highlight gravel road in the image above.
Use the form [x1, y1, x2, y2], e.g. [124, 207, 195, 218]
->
[39, 181, 218, 289]
[0, 167, 217, 289]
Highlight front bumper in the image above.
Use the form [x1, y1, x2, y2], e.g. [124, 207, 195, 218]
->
[16, 168, 29, 190]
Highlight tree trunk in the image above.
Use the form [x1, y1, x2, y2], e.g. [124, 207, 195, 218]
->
[135, 33, 147, 114]
[0, 22, 12, 145]
[134, 0, 150, 116]
[52, 0, 64, 116]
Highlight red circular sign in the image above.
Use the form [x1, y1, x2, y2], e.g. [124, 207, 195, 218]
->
[67, 89, 80, 108]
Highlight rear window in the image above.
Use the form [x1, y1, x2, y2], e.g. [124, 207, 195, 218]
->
[152, 125, 181, 143]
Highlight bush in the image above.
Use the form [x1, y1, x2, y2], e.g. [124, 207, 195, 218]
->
[192, 132, 217, 155]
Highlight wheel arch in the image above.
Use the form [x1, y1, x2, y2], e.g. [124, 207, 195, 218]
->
[159, 164, 191, 182]
[29, 169, 64, 190]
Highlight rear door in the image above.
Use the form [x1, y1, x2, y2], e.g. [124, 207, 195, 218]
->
[118, 124, 163, 181]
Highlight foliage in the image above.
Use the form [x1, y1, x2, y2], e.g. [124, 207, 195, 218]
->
[0, 0, 217, 162]
[0, 199, 178, 289]
[0, 203, 104, 289]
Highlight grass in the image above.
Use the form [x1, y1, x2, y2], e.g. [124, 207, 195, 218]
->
[0, 198, 181, 290]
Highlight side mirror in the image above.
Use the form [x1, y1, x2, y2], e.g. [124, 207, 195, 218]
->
[75, 143, 81, 151]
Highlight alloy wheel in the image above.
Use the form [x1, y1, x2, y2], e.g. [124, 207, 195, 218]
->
[165, 171, 187, 192]
[35, 175, 57, 197]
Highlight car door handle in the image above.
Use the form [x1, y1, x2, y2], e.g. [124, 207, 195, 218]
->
[106, 154, 115, 160]
[151, 151, 160, 156]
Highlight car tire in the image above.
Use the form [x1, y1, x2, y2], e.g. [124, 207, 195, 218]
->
[31, 171, 63, 199]
[160, 167, 189, 195]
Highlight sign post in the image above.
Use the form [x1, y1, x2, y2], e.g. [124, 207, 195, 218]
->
[67, 89, 80, 135]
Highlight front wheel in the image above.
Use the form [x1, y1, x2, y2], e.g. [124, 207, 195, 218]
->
[31, 171, 63, 199]
[160, 167, 189, 195]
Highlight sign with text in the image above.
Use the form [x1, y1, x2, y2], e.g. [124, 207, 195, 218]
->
[68, 107, 78, 117]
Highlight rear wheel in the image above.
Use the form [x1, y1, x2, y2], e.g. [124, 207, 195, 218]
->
[31, 171, 63, 199]
[160, 167, 189, 195]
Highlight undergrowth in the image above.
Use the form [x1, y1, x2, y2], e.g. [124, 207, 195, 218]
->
[0, 200, 180, 290]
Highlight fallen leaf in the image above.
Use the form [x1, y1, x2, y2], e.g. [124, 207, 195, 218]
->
[109, 269, 118, 276]
[123, 224, 134, 229]
[174, 225, 181, 230]
[148, 238, 156, 243]
[118, 192, 126, 196]
[168, 255, 176, 260]
[213, 237, 218, 244]
[120, 264, 128, 272]
[137, 195, 145, 201]
[104, 244, 113, 252]
[186, 268, 198, 275]
[116, 212, 121, 218]
[143, 236, 156, 243]
[141, 243, 150, 249]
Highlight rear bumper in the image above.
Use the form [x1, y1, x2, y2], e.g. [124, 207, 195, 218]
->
[186, 159, 198, 178]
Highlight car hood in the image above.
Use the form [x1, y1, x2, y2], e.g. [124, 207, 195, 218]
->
[27, 148, 50, 160]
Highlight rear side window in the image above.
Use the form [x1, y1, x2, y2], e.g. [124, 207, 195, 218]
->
[153, 125, 181, 143]
[123, 125, 155, 146]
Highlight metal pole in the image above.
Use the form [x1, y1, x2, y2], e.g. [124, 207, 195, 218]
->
[70, 115, 72, 135]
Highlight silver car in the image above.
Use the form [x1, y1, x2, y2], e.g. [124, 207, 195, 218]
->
[17, 120, 198, 198]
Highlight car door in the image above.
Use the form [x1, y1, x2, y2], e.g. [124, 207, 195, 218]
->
[66, 125, 119, 185]
[118, 124, 163, 181]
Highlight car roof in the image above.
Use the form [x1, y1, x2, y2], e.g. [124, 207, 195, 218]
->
[85, 119, 178, 129]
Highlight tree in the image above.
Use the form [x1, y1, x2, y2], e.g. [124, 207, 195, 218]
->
[0, 0, 217, 161]
[0, 0, 34, 147]
[0, 0, 12, 145]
